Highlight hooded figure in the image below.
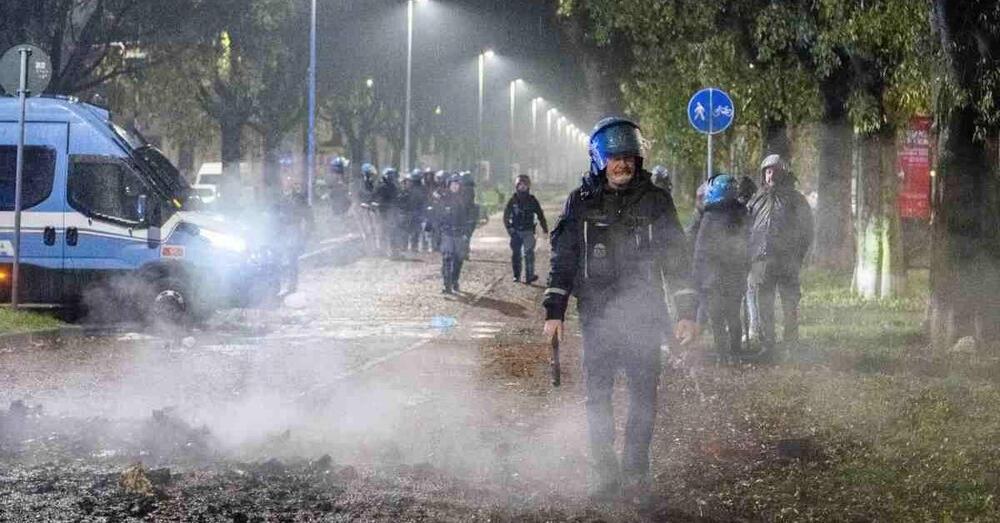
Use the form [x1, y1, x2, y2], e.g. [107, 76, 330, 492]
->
[503, 174, 548, 283]
[745, 154, 813, 355]
[542, 117, 699, 503]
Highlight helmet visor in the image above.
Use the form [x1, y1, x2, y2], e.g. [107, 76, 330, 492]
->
[590, 124, 644, 171]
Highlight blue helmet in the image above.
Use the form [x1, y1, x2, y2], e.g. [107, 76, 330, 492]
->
[588, 117, 644, 174]
[408, 168, 424, 182]
[330, 156, 349, 174]
[459, 171, 475, 187]
[361, 163, 377, 177]
[704, 173, 739, 206]
[448, 173, 464, 186]
[382, 167, 399, 182]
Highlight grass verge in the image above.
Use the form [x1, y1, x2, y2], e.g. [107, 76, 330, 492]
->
[0, 307, 64, 334]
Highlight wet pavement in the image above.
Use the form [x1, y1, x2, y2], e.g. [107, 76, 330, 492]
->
[2, 205, 666, 520]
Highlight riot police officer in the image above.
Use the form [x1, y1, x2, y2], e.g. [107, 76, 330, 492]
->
[327, 156, 352, 218]
[435, 174, 472, 293]
[543, 117, 699, 502]
[375, 167, 401, 257]
[503, 174, 548, 283]
[401, 169, 427, 252]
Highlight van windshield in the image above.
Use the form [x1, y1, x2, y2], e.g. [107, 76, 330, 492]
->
[108, 123, 191, 209]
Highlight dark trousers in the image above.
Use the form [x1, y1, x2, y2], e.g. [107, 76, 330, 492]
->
[704, 287, 744, 358]
[581, 316, 661, 483]
[509, 229, 537, 280]
[748, 260, 802, 349]
[440, 232, 469, 290]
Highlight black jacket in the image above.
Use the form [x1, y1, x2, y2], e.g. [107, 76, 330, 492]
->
[543, 171, 697, 323]
[503, 192, 548, 233]
[746, 181, 813, 265]
[433, 192, 473, 234]
[692, 200, 750, 292]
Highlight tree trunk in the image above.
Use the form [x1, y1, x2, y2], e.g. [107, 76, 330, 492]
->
[220, 116, 243, 207]
[928, 106, 1000, 348]
[177, 140, 195, 181]
[815, 70, 855, 270]
[262, 132, 282, 199]
[762, 118, 791, 159]
[853, 128, 906, 299]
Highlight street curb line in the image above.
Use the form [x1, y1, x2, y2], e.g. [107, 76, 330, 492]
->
[0, 325, 86, 346]
[299, 234, 361, 262]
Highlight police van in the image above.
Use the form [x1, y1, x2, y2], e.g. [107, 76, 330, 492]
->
[0, 96, 280, 320]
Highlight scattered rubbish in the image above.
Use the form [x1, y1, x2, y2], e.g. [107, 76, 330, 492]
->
[950, 336, 977, 354]
[119, 463, 154, 496]
[284, 292, 309, 309]
[430, 316, 458, 329]
[117, 333, 155, 342]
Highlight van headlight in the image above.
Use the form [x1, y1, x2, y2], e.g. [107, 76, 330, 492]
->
[199, 228, 247, 253]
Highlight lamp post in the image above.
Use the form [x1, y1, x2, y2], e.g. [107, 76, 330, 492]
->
[509, 78, 522, 177]
[307, 0, 317, 206]
[404, 0, 425, 173]
[477, 49, 494, 178]
[531, 97, 541, 180]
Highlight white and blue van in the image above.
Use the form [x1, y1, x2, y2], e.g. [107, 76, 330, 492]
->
[0, 96, 280, 319]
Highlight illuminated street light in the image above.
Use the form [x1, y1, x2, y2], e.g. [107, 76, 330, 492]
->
[477, 49, 495, 172]
[366, 78, 374, 88]
[404, 0, 428, 173]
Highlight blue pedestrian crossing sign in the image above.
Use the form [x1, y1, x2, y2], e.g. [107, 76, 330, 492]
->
[687, 88, 734, 135]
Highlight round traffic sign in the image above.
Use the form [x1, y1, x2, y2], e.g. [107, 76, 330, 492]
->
[687, 88, 735, 135]
[0, 44, 53, 97]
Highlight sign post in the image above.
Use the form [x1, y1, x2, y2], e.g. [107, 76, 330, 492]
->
[687, 87, 735, 181]
[1, 44, 52, 307]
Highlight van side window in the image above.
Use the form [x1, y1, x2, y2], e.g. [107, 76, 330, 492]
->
[68, 156, 148, 225]
[0, 145, 56, 211]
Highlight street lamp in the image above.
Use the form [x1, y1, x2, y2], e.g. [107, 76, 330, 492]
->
[477, 49, 495, 176]
[307, 0, 317, 205]
[509, 78, 523, 175]
[404, 0, 426, 174]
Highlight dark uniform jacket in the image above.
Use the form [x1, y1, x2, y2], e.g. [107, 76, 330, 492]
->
[543, 171, 697, 323]
[373, 180, 399, 210]
[746, 180, 813, 266]
[503, 192, 548, 233]
[434, 192, 473, 234]
[692, 200, 750, 292]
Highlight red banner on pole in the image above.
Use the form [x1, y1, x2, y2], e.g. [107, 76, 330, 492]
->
[898, 116, 932, 220]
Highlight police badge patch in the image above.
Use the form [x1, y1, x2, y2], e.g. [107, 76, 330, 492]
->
[593, 243, 607, 259]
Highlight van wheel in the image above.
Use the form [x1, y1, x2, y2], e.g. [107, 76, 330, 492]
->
[148, 278, 189, 328]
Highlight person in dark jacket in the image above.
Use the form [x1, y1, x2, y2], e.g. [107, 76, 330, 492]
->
[375, 167, 401, 257]
[400, 169, 427, 252]
[746, 154, 813, 354]
[435, 174, 472, 293]
[503, 174, 549, 283]
[692, 174, 750, 362]
[543, 117, 699, 502]
[276, 184, 314, 293]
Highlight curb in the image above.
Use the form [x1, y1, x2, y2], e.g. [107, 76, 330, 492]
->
[0, 325, 87, 346]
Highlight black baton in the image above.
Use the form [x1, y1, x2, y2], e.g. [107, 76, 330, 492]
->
[550, 334, 561, 387]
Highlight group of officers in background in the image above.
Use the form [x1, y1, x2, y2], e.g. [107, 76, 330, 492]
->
[318, 157, 480, 294]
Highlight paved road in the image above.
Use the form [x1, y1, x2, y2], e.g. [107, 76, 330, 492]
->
[0, 205, 590, 493]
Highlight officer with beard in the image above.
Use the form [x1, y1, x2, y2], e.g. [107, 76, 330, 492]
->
[543, 117, 699, 503]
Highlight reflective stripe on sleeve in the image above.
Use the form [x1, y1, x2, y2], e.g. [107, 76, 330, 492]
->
[545, 287, 569, 296]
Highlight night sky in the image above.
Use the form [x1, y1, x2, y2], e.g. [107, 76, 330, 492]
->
[316, 0, 590, 147]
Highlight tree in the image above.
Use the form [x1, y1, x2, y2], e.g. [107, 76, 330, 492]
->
[321, 78, 386, 172]
[927, 0, 1000, 347]
[193, 0, 302, 204]
[0, 0, 201, 96]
